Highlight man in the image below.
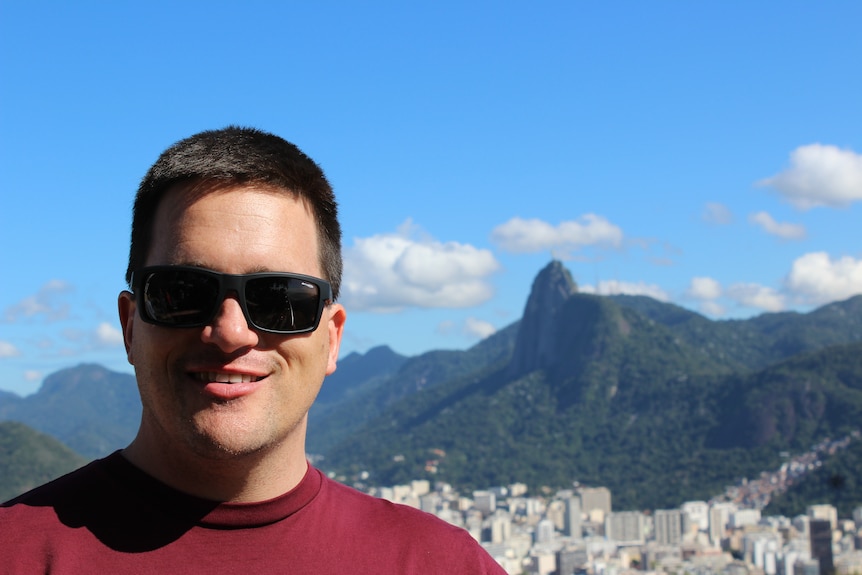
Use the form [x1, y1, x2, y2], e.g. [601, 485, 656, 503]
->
[1, 127, 506, 574]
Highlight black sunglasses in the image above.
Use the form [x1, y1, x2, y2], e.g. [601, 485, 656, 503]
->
[131, 266, 333, 334]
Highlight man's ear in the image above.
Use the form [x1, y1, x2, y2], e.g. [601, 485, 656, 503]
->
[117, 291, 136, 365]
[325, 303, 346, 376]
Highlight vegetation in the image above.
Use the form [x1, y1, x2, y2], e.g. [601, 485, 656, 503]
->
[764, 439, 862, 519]
[320, 284, 862, 511]
[0, 421, 87, 502]
[3, 263, 861, 513]
[307, 322, 519, 455]
[0, 364, 140, 459]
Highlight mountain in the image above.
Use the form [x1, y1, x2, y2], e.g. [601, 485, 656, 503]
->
[611, 294, 862, 370]
[509, 260, 579, 377]
[706, 343, 862, 450]
[324, 287, 735, 506]
[320, 261, 862, 510]
[3, 260, 861, 512]
[307, 324, 519, 455]
[313, 345, 408, 413]
[0, 364, 141, 459]
[0, 421, 87, 503]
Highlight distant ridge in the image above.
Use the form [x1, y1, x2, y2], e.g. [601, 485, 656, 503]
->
[320, 261, 862, 510]
[0, 364, 140, 459]
[0, 420, 87, 502]
[2, 261, 861, 511]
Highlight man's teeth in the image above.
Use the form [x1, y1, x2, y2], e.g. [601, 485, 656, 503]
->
[199, 372, 259, 384]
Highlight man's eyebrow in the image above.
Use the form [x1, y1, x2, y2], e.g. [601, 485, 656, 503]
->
[176, 262, 287, 274]
[170, 260, 210, 270]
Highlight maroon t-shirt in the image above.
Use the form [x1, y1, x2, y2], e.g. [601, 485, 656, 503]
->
[1, 452, 505, 574]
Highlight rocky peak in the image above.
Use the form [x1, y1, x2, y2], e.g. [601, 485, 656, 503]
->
[508, 260, 578, 376]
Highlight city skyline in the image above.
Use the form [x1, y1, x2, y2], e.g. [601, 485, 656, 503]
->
[356, 433, 862, 575]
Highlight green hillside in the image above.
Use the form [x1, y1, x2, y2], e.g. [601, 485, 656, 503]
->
[0, 421, 87, 503]
[764, 437, 862, 518]
[0, 364, 140, 459]
[323, 286, 862, 510]
[3, 262, 861, 515]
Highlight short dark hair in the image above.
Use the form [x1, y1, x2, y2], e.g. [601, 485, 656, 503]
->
[126, 126, 342, 299]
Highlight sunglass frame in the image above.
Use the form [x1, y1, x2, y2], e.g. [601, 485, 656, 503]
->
[131, 265, 333, 334]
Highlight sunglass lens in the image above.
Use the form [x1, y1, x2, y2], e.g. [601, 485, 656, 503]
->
[245, 277, 320, 332]
[143, 270, 220, 326]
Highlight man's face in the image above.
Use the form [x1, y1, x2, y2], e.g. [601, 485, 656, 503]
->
[118, 184, 345, 461]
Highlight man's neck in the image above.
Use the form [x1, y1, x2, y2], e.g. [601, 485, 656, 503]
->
[122, 430, 309, 503]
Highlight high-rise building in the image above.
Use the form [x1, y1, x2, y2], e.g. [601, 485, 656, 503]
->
[709, 508, 723, 546]
[654, 509, 685, 546]
[419, 492, 440, 514]
[809, 519, 834, 575]
[709, 503, 736, 546]
[563, 497, 582, 539]
[743, 532, 782, 574]
[793, 515, 811, 538]
[556, 547, 588, 575]
[486, 511, 512, 544]
[527, 550, 556, 575]
[606, 511, 646, 546]
[578, 487, 611, 523]
[682, 501, 710, 532]
[730, 509, 761, 529]
[794, 558, 821, 575]
[807, 505, 838, 531]
[536, 518, 555, 545]
[472, 490, 496, 517]
[411, 479, 431, 497]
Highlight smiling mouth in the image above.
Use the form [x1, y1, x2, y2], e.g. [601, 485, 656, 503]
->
[194, 372, 262, 384]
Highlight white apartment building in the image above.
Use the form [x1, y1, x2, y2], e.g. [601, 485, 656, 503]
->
[605, 511, 646, 546]
[731, 508, 762, 529]
[709, 503, 736, 546]
[806, 504, 838, 530]
[578, 486, 612, 523]
[682, 500, 710, 532]
[654, 509, 685, 546]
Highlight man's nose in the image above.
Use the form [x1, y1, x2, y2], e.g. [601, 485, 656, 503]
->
[200, 294, 260, 352]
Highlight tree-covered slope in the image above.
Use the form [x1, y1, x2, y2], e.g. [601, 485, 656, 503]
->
[764, 437, 862, 519]
[0, 421, 87, 503]
[326, 293, 743, 509]
[323, 267, 862, 511]
[0, 364, 140, 459]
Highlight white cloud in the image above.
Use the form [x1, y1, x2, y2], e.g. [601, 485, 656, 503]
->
[4, 280, 73, 322]
[491, 214, 623, 254]
[699, 300, 726, 317]
[342, 221, 499, 311]
[757, 144, 862, 209]
[726, 283, 785, 312]
[685, 277, 784, 316]
[748, 211, 807, 240]
[95, 322, 125, 347]
[702, 202, 733, 225]
[784, 252, 862, 305]
[686, 277, 725, 316]
[686, 276, 722, 300]
[581, 280, 670, 302]
[24, 370, 42, 382]
[0, 340, 21, 358]
[463, 317, 497, 339]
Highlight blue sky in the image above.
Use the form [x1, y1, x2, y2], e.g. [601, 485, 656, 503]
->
[2, 2, 860, 397]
